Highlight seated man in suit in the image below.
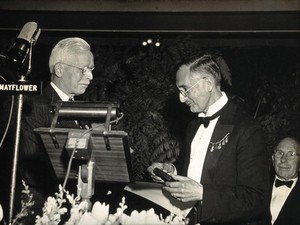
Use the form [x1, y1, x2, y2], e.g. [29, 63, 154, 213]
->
[270, 135, 300, 225]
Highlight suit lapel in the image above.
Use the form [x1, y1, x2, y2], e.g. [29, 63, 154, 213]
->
[182, 100, 238, 178]
[209, 100, 236, 149]
[42, 85, 81, 129]
[274, 177, 300, 225]
[201, 101, 236, 183]
[42, 85, 61, 106]
[208, 123, 233, 152]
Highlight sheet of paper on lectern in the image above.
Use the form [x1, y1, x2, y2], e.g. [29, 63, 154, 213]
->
[124, 182, 196, 217]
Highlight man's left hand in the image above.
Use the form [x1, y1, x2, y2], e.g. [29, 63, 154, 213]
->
[162, 175, 203, 202]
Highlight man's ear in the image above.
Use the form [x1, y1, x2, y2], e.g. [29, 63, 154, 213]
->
[205, 77, 213, 92]
[54, 63, 63, 78]
[272, 154, 275, 165]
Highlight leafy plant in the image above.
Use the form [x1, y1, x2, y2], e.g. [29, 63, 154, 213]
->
[255, 66, 300, 154]
[12, 180, 35, 225]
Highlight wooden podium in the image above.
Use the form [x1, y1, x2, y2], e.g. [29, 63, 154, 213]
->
[34, 128, 134, 183]
[34, 101, 134, 204]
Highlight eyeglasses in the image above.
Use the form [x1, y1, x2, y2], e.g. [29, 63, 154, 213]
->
[178, 77, 207, 97]
[59, 62, 95, 76]
[274, 150, 300, 161]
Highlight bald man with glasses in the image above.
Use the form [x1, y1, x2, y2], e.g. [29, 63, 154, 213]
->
[148, 54, 270, 225]
[268, 135, 300, 225]
[15, 37, 94, 222]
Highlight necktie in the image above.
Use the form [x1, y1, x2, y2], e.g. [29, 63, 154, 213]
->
[198, 108, 223, 128]
[275, 179, 293, 188]
[58, 96, 81, 128]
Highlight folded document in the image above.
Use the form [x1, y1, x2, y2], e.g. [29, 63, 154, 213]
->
[124, 182, 196, 217]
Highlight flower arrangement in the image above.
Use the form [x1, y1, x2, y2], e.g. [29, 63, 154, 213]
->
[4, 182, 187, 225]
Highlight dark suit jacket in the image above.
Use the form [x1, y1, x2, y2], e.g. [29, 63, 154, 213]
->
[270, 175, 300, 225]
[176, 100, 270, 225]
[19, 84, 79, 187]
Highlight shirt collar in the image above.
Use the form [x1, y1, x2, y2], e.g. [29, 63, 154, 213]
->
[198, 92, 228, 117]
[50, 82, 72, 101]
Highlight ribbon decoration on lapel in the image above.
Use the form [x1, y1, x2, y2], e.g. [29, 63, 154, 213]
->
[209, 132, 230, 152]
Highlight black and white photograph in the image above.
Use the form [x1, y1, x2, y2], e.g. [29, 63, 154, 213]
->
[0, 1, 299, 224]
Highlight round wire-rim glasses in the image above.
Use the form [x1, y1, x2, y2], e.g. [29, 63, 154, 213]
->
[274, 150, 300, 161]
[59, 62, 95, 76]
[178, 77, 207, 97]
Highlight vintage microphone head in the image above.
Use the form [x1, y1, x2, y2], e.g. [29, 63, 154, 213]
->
[5, 22, 41, 79]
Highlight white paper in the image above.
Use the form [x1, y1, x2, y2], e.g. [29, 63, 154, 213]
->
[124, 182, 196, 217]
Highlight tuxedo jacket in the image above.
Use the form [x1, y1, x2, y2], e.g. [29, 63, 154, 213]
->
[176, 100, 270, 225]
[270, 175, 300, 225]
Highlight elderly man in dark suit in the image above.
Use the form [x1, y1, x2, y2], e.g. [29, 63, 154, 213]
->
[16, 37, 94, 221]
[269, 135, 300, 225]
[148, 54, 270, 225]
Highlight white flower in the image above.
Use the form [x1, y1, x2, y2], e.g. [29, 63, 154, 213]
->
[143, 208, 163, 224]
[78, 212, 99, 225]
[120, 208, 164, 225]
[31, 185, 188, 225]
[91, 201, 109, 224]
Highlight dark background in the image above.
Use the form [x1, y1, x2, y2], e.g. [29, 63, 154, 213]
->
[0, 9, 299, 103]
[0, 2, 300, 223]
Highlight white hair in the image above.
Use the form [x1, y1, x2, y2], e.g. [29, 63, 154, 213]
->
[48, 37, 91, 75]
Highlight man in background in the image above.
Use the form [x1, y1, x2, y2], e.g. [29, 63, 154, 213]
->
[269, 135, 300, 225]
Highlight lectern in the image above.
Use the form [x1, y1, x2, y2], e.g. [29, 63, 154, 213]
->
[34, 101, 134, 204]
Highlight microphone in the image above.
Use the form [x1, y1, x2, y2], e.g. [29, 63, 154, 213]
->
[0, 22, 42, 94]
[4, 22, 41, 224]
[5, 22, 41, 77]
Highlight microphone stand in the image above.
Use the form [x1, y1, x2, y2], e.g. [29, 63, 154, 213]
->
[9, 41, 33, 225]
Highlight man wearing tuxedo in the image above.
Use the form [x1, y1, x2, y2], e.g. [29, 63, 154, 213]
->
[148, 54, 270, 225]
[269, 136, 300, 225]
[16, 37, 94, 221]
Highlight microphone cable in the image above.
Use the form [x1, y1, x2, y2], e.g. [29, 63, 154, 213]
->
[62, 112, 124, 190]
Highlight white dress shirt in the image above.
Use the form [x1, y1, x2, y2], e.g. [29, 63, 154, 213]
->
[270, 176, 297, 224]
[50, 82, 71, 101]
[187, 92, 228, 183]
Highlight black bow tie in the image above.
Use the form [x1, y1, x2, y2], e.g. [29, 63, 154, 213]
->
[197, 108, 223, 128]
[275, 179, 293, 188]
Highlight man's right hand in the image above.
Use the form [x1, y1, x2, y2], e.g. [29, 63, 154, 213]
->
[147, 162, 176, 183]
